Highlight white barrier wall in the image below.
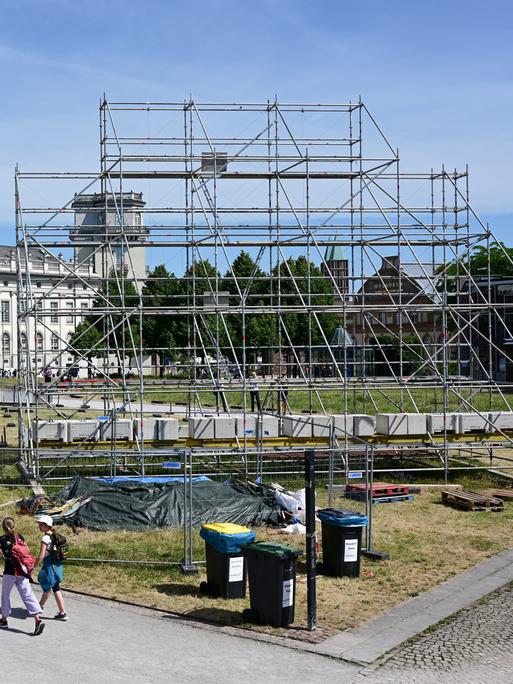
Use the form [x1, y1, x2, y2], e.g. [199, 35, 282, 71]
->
[235, 415, 280, 438]
[333, 415, 355, 438]
[457, 413, 489, 433]
[426, 413, 458, 434]
[99, 419, 134, 441]
[133, 418, 158, 441]
[376, 413, 427, 435]
[487, 411, 513, 432]
[282, 415, 312, 437]
[214, 416, 237, 439]
[312, 415, 333, 437]
[68, 419, 99, 442]
[352, 415, 375, 436]
[35, 420, 69, 443]
[189, 416, 215, 439]
[157, 418, 179, 441]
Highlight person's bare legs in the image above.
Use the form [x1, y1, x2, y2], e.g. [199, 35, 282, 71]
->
[39, 590, 50, 608]
[54, 590, 65, 614]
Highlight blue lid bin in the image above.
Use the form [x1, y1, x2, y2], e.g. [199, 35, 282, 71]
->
[317, 508, 368, 578]
[199, 523, 256, 599]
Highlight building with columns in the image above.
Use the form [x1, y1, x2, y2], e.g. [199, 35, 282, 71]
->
[3, 191, 148, 375]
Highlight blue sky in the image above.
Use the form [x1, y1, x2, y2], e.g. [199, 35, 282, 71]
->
[1, 0, 512, 250]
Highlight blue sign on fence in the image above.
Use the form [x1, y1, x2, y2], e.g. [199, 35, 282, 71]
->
[161, 461, 181, 469]
[96, 416, 109, 422]
[347, 471, 363, 479]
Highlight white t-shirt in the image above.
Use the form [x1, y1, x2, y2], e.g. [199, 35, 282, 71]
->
[42, 533, 53, 557]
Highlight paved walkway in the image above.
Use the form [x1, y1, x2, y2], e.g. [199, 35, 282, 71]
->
[0, 583, 359, 683]
[2, 548, 513, 681]
[314, 547, 513, 664]
[363, 581, 513, 683]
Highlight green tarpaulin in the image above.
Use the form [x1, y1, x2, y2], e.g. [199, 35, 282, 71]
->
[56, 476, 285, 531]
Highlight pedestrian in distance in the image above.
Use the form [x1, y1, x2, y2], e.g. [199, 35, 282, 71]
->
[35, 515, 67, 621]
[0, 516, 45, 635]
[214, 381, 229, 413]
[278, 376, 289, 415]
[249, 372, 261, 412]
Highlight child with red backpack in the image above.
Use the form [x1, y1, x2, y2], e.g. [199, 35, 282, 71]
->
[0, 516, 45, 635]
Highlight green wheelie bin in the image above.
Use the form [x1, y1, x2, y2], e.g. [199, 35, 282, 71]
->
[243, 541, 303, 627]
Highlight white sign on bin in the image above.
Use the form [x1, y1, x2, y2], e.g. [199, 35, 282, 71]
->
[344, 539, 359, 562]
[228, 556, 244, 583]
[282, 579, 294, 608]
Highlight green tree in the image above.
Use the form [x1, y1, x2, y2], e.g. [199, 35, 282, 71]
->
[68, 319, 102, 360]
[142, 264, 187, 376]
[68, 271, 141, 372]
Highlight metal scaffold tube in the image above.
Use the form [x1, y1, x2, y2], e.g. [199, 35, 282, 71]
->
[11, 98, 513, 485]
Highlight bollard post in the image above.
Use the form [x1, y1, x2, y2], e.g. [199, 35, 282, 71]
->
[305, 449, 317, 631]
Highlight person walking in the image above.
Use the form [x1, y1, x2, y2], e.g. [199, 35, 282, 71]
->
[249, 372, 261, 412]
[278, 376, 289, 415]
[35, 515, 67, 621]
[214, 381, 229, 413]
[0, 517, 45, 635]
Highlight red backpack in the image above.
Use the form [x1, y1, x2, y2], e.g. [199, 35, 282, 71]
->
[11, 534, 36, 576]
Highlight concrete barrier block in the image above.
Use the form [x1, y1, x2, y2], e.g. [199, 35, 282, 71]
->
[488, 411, 513, 432]
[457, 413, 489, 433]
[235, 414, 257, 437]
[406, 413, 427, 435]
[352, 415, 375, 437]
[214, 416, 236, 439]
[258, 415, 279, 438]
[99, 419, 134, 441]
[178, 422, 189, 438]
[35, 420, 69, 443]
[133, 418, 158, 441]
[333, 415, 355, 438]
[68, 419, 99, 442]
[426, 413, 458, 434]
[157, 418, 179, 441]
[282, 415, 312, 437]
[312, 415, 333, 437]
[376, 413, 409, 435]
[189, 416, 215, 440]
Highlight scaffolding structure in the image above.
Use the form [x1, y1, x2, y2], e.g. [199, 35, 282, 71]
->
[14, 98, 513, 484]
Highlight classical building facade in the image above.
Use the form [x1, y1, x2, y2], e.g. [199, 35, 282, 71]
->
[4, 192, 148, 375]
[0, 246, 100, 372]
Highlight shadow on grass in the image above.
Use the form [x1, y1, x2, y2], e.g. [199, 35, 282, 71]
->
[181, 606, 244, 626]
[154, 582, 202, 598]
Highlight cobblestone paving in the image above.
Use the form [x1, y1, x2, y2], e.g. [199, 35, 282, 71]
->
[363, 582, 513, 683]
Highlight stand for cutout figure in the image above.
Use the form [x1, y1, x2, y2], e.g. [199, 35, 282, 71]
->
[362, 445, 390, 562]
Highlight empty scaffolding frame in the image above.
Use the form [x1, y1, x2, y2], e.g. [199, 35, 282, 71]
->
[14, 98, 513, 482]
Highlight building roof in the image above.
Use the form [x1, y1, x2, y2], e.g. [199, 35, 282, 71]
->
[324, 243, 345, 262]
[331, 326, 354, 346]
[361, 255, 441, 303]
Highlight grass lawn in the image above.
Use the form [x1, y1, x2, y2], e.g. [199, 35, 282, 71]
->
[1, 475, 512, 634]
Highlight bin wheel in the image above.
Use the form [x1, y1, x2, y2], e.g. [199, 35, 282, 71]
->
[242, 608, 258, 623]
[199, 581, 209, 594]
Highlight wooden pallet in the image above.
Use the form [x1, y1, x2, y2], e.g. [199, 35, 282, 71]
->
[345, 492, 414, 504]
[441, 489, 504, 512]
[491, 489, 513, 501]
[346, 481, 410, 497]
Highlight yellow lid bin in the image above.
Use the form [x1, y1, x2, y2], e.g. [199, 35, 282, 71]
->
[201, 522, 250, 535]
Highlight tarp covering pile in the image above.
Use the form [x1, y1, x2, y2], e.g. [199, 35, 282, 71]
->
[55, 476, 286, 531]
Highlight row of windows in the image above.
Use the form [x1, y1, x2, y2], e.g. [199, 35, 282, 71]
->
[14, 301, 89, 323]
[352, 311, 438, 326]
[17, 333, 69, 354]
